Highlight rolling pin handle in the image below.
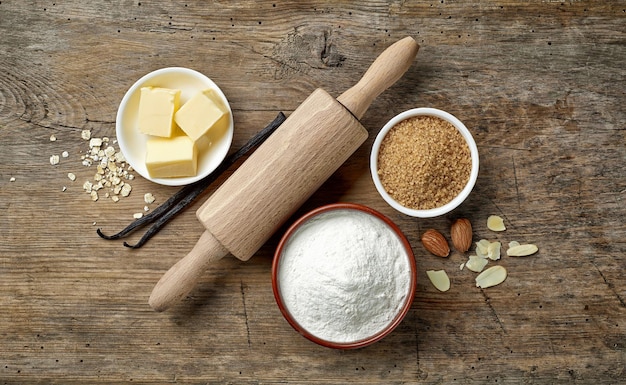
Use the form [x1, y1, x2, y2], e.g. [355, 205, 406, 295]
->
[337, 36, 419, 120]
[149, 230, 229, 312]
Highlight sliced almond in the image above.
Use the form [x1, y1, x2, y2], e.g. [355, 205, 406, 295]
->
[466, 255, 489, 273]
[487, 241, 501, 261]
[426, 270, 450, 292]
[507, 244, 538, 257]
[487, 215, 506, 232]
[476, 239, 490, 257]
[475, 265, 507, 288]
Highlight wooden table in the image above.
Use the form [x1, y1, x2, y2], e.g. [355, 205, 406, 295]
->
[1, 1, 624, 383]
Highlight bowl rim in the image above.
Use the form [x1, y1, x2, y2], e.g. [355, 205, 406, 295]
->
[115, 66, 234, 186]
[370, 107, 479, 218]
[271, 202, 417, 349]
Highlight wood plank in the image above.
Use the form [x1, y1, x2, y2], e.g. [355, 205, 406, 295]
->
[1, 0, 625, 383]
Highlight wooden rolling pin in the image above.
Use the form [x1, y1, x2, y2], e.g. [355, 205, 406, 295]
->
[149, 36, 419, 311]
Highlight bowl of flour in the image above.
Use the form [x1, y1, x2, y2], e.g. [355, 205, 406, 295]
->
[272, 203, 416, 349]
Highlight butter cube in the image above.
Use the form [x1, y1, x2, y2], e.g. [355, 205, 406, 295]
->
[174, 89, 228, 142]
[137, 87, 181, 138]
[145, 136, 198, 178]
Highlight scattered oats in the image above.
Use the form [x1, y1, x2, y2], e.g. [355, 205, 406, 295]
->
[144, 193, 155, 204]
[92, 221, 97, 226]
[67, 172, 76, 181]
[144, 206, 149, 212]
[10, 177, 16, 182]
[133, 212, 143, 219]
[104, 146, 116, 157]
[121, 183, 132, 197]
[460, 262, 465, 270]
[426, 270, 451, 292]
[487, 215, 506, 232]
[61, 151, 69, 158]
[90, 190, 99, 201]
[89, 138, 102, 148]
[50, 134, 57, 142]
[62, 186, 67, 192]
[79, 132, 136, 203]
[50, 155, 60, 165]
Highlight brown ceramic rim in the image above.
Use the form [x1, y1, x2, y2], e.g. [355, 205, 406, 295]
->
[271, 202, 417, 349]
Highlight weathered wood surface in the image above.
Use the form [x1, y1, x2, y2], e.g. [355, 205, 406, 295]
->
[1, 1, 624, 383]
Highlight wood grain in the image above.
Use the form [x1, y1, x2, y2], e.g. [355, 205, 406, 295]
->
[1, 0, 625, 383]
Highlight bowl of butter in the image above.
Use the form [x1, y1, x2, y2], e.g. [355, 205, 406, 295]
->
[116, 67, 234, 186]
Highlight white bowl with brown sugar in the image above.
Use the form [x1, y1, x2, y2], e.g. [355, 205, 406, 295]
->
[370, 108, 479, 218]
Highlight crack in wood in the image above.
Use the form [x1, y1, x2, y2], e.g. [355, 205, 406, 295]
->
[481, 290, 507, 334]
[592, 261, 626, 308]
[240, 280, 252, 349]
[512, 155, 521, 210]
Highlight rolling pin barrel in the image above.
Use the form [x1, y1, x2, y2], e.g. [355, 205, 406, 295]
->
[149, 36, 419, 312]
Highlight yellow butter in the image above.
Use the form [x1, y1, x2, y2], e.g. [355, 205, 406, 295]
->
[145, 136, 198, 178]
[137, 87, 181, 138]
[174, 89, 229, 142]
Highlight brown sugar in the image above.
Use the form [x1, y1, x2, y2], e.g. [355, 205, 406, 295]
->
[377, 115, 471, 210]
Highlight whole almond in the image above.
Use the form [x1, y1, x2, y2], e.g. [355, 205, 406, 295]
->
[421, 229, 450, 257]
[450, 218, 472, 252]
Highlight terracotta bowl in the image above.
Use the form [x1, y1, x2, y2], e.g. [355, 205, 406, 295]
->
[272, 203, 416, 349]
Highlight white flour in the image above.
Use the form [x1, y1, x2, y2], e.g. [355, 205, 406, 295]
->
[277, 209, 411, 344]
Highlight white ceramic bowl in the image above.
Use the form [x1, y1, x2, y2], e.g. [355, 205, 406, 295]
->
[370, 108, 479, 218]
[115, 67, 234, 186]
